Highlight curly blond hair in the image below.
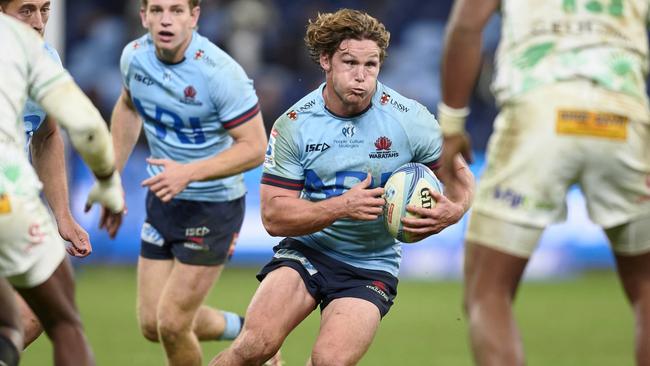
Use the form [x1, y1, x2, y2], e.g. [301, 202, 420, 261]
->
[305, 8, 390, 65]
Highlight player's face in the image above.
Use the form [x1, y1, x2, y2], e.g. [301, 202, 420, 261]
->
[1, 0, 51, 37]
[140, 0, 199, 63]
[321, 39, 381, 115]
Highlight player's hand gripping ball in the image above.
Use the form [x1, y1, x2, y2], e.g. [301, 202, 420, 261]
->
[383, 163, 443, 243]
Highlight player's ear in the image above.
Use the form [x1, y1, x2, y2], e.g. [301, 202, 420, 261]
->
[190, 6, 200, 28]
[319, 52, 331, 72]
[139, 7, 147, 28]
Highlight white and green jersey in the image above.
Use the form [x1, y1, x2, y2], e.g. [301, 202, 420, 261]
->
[0, 14, 70, 197]
[493, 0, 650, 105]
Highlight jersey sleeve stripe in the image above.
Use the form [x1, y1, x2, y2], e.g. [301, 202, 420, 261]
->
[424, 159, 440, 171]
[261, 173, 304, 191]
[222, 103, 260, 130]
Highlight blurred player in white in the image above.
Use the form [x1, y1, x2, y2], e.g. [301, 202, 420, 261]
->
[111, 0, 267, 365]
[440, 0, 650, 365]
[0, 13, 125, 366]
[0, 0, 97, 350]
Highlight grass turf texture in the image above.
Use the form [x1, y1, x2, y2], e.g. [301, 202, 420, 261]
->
[20, 266, 633, 365]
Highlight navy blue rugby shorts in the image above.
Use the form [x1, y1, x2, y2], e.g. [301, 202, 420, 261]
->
[257, 238, 398, 318]
[140, 190, 245, 266]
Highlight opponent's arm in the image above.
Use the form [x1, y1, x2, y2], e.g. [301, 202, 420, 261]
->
[142, 112, 267, 202]
[111, 87, 143, 172]
[31, 116, 91, 256]
[439, 0, 500, 165]
[261, 174, 384, 237]
[37, 80, 124, 216]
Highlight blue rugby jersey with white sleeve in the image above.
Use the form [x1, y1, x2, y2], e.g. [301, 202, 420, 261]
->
[120, 32, 260, 202]
[262, 81, 442, 276]
[23, 42, 62, 148]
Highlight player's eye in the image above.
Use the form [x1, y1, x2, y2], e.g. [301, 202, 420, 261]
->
[173, 8, 184, 14]
[41, 7, 50, 15]
[20, 8, 33, 17]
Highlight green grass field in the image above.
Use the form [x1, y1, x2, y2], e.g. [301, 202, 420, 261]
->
[20, 266, 634, 365]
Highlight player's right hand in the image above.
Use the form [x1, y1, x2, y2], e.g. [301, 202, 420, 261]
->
[84, 172, 125, 213]
[341, 173, 385, 221]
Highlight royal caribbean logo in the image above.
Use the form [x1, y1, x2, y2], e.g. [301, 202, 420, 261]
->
[369, 136, 399, 159]
[180, 85, 203, 106]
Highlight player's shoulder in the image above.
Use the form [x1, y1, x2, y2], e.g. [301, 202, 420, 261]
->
[374, 81, 429, 119]
[43, 42, 62, 65]
[121, 33, 152, 63]
[187, 32, 245, 75]
[276, 87, 323, 127]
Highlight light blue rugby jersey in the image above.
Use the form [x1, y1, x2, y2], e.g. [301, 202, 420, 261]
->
[23, 42, 62, 148]
[262, 82, 442, 276]
[120, 32, 260, 202]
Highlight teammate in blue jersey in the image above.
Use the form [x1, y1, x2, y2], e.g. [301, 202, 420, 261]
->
[110, 0, 267, 365]
[211, 9, 474, 366]
[0, 0, 96, 350]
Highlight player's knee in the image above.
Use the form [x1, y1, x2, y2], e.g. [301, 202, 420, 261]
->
[310, 348, 353, 366]
[230, 329, 279, 363]
[157, 317, 190, 345]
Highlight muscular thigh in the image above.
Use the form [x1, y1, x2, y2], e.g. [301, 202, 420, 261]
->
[312, 298, 380, 365]
[137, 257, 173, 325]
[0, 193, 65, 288]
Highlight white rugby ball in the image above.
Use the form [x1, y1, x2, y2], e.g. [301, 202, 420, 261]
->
[383, 162, 443, 243]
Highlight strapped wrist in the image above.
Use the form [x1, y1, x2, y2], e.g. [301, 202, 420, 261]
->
[437, 102, 469, 136]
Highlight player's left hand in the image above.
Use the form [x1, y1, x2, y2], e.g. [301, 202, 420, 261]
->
[142, 158, 192, 202]
[400, 189, 466, 241]
[57, 216, 92, 257]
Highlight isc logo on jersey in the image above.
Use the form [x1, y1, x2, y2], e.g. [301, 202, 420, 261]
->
[383, 163, 442, 243]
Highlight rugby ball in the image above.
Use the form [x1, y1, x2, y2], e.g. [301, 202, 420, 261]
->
[383, 163, 443, 243]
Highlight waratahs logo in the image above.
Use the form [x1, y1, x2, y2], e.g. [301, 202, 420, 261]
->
[181, 85, 202, 106]
[369, 136, 398, 159]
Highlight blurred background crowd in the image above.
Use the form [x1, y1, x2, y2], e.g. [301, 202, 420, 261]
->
[49, 0, 613, 278]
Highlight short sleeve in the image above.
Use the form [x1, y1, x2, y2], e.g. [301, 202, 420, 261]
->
[406, 104, 443, 170]
[26, 31, 71, 103]
[210, 62, 260, 130]
[119, 42, 137, 90]
[261, 116, 305, 191]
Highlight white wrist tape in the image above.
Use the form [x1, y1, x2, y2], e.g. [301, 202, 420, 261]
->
[437, 102, 470, 136]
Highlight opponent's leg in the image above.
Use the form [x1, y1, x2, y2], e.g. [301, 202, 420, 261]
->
[607, 219, 650, 366]
[0, 278, 21, 366]
[16, 258, 94, 366]
[464, 241, 529, 366]
[16, 292, 42, 348]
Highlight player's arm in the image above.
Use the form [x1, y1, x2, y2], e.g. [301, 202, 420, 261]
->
[260, 173, 384, 237]
[111, 87, 142, 172]
[37, 80, 125, 214]
[401, 156, 475, 239]
[439, 0, 500, 165]
[31, 116, 91, 256]
[142, 112, 267, 202]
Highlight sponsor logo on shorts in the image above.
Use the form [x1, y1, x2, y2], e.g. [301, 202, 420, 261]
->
[183, 242, 209, 251]
[366, 280, 389, 302]
[141, 222, 164, 246]
[491, 185, 553, 210]
[274, 248, 318, 275]
[0, 194, 11, 214]
[185, 226, 210, 237]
